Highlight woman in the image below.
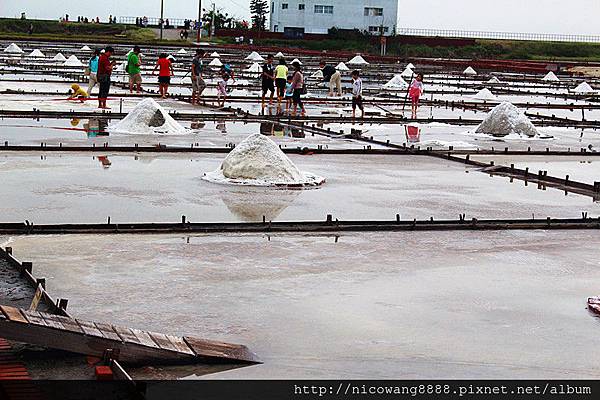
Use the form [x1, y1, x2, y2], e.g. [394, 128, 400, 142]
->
[153, 53, 174, 99]
[274, 58, 288, 108]
[409, 74, 424, 119]
[87, 49, 100, 95]
[290, 61, 306, 117]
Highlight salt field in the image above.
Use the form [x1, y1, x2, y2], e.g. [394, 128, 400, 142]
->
[1, 37, 600, 386]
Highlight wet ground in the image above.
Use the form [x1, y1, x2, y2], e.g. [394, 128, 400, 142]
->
[7, 231, 600, 379]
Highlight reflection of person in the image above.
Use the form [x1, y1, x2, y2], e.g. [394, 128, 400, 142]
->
[259, 121, 274, 136]
[409, 74, 424, 119]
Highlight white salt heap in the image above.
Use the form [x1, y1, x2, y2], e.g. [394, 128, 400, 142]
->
[4, 43, 24, 54]
[406, 63, 415, 69]
[80, 45, 91, 51]
[274, 51, 284, 58]
[348, 55, 368, 65]
[64, 55, 83, 66]
[167, 55, 176, 61]
[400, 67, 414, 78]
[383, 74, 408, 89]
[542, 71, 560, 82]
[177, 48, 188, 54]
[203, 134, 325, 187]
[245, 51, 264, 61]
[476, 102, 538, 137]
[473, 88, 496, 100]
[52, 53, 67, 61]
[28, 49, 45, 58]
[291, 58, 302, 65]
[335, 62, 349, 71]
[488, 76, 501, 84]
[463, 66, 477, 75]
[573, 82, 596, 94]
[209, 58, 223, 67]
[245, 62, 262, 73]
[109, 98, 186, 135]
[311, 70, 324, 79]
[210, 51, 221, 58]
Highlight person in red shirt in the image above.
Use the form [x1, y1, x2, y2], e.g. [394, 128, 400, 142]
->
[97, 46, 115, 109]
[153, 53, 174, 99]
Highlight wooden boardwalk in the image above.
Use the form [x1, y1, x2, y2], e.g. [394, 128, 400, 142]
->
[0, 305, 260, 366]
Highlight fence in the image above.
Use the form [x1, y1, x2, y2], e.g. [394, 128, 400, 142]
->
[118, 16, 191, 29]
[397, 28, 600, 44]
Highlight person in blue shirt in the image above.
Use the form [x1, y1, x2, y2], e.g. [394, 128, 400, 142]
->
[87, 49, 100, 95]
[284, 75, 294, 115]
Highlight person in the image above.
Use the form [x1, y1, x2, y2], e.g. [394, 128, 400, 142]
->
[274, 58, 288, 108]
[153, 53, 174, 99]
[261, 55, 275, 111]
[409, 73, 424, 119]
[220, 63, 235, 83]
[217, 72, 229, 108]
[68, 84, 88, 103]
[126, 46, 142, 93]
[28, 23, 34, 35]
[351, 70, 364, 119]
[319, 60, 341, 97]
[191, 49, 206, 105]
[290, 61, 306, 117]
[87, 49, 100, 95]
[284, 75, 294, 115]
[97, 46, 115, 109]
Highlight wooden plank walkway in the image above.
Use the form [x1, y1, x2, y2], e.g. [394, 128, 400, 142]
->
[0, 305, 260, 366]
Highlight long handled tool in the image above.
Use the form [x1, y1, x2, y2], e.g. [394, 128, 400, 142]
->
[402, 72, 414, 115]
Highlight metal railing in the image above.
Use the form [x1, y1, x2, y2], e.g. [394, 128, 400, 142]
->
[118, 16, 191, 28]
[397, 27, 600, 44]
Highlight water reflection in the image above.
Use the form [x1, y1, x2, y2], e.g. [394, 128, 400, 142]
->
[260, 122, 305, 139]
[83, 119, 109, 138]
[220, 187, 301, 222]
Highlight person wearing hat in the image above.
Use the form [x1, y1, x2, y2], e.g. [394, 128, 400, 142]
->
[319, 60, 341, 97]
[68, 84, 89, 102]
[97, 46, 115, 109]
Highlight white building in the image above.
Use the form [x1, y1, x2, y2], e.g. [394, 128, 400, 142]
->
[270, 0, 398, 36]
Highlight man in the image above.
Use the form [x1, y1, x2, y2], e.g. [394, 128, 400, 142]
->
[319, 60, 341, 97]
[127, 46, 142, 94]
[191, 49, 206, 105]
[261, 54, 275, 111]
[97, 46, 115, 109]
[351, 70, 364, 119]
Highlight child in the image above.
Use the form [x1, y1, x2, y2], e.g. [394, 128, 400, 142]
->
[409, 74, 424, 119]
[217, 72, 229, 108]
[284, 75, 294, 115]
[69, 84, 88, 103]
[351, 70, 364, 119]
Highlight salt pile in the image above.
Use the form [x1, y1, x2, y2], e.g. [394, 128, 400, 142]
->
[64, 55, 83, 67]
[383, 74, 408, 89]
[80, 45, 91, 51]
[463, 66, 477, 75]
[348, 55, 368, 65]
[203, 134, 325, 187]
[28, 49, 45, 58]
[406, 63, 415, 69]
[475, 102, 538, 137]
[488, 76, 501, 84]
[177, 48, 188, 54]
[167, 55, 176, 61]
[245, 51, 264, 61]
[573, 82, 596, 94]
[4, 43, 24, 54]
[291, 58, 302, 65]
[473, 88, 496, 100]
[109, 98, 187, 135]
[335, 62, 349, 71]
[210, 51, 221, 58]
[542, 71, 560, 82]
[245, 62, 261, 73]
[52, 53, 67, 61]
[311, 70, 324, 79]
[400, 67, 414, 78]
[209, 58, 223, 67]
[274, 51, 284, 58]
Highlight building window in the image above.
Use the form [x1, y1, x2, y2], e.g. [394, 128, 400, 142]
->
[282, 3, 288, 9]
[299, 3, 305, 10]
[314, 5, 333, 14]
[368, 26, 389, 33]
[364, 7, 384, 16]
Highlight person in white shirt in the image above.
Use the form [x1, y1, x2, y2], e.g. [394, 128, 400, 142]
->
[351, 70, 364, 119]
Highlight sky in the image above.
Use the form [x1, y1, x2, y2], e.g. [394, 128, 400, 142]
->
[1, 0, 600, 35]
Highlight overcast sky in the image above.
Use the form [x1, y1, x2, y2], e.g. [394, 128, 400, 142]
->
[1, 0, 599, 35]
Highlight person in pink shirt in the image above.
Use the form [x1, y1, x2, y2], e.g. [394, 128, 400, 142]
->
[409, 74, 424, 119]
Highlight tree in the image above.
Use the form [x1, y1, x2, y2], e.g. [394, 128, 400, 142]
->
[250, 0, 268, 31]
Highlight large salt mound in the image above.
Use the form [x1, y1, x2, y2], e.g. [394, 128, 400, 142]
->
[473, 88, 496, 100]
[203, 134, 325, 187]
[542, 71, 560, 82]
[406, 63, 415, 69]
[383, 74, 408, 89]
[4, 43, 24, 54]
[400, 67, 414, 78]
[348, 55, 368, 65]
[476, 102, 538, 137]
[109, 98, 186, 135]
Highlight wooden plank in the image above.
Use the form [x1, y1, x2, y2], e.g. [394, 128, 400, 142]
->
[183, 336, 261, 364]
[112, 326, 141, 345]
[130, 329, 160, 349]
[0, 307, 28, 324]
[21, 311, 48, 327]
[165, 334, 195, 355]
[147, 332, 178, 352]
[52, 316, 84, 334]
[93, 322, 122, 342]
[75, 319, 104, 338]
[38, 313, 64, 330]
[28, 285, 43, 312]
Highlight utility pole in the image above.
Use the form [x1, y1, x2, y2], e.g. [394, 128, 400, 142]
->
[197, 0, 202, 42]
[160, 0, 164, 40]
[210, 3, 216, 39]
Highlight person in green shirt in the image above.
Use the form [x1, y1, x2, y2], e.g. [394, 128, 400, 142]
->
[127, 46, 142, 93]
